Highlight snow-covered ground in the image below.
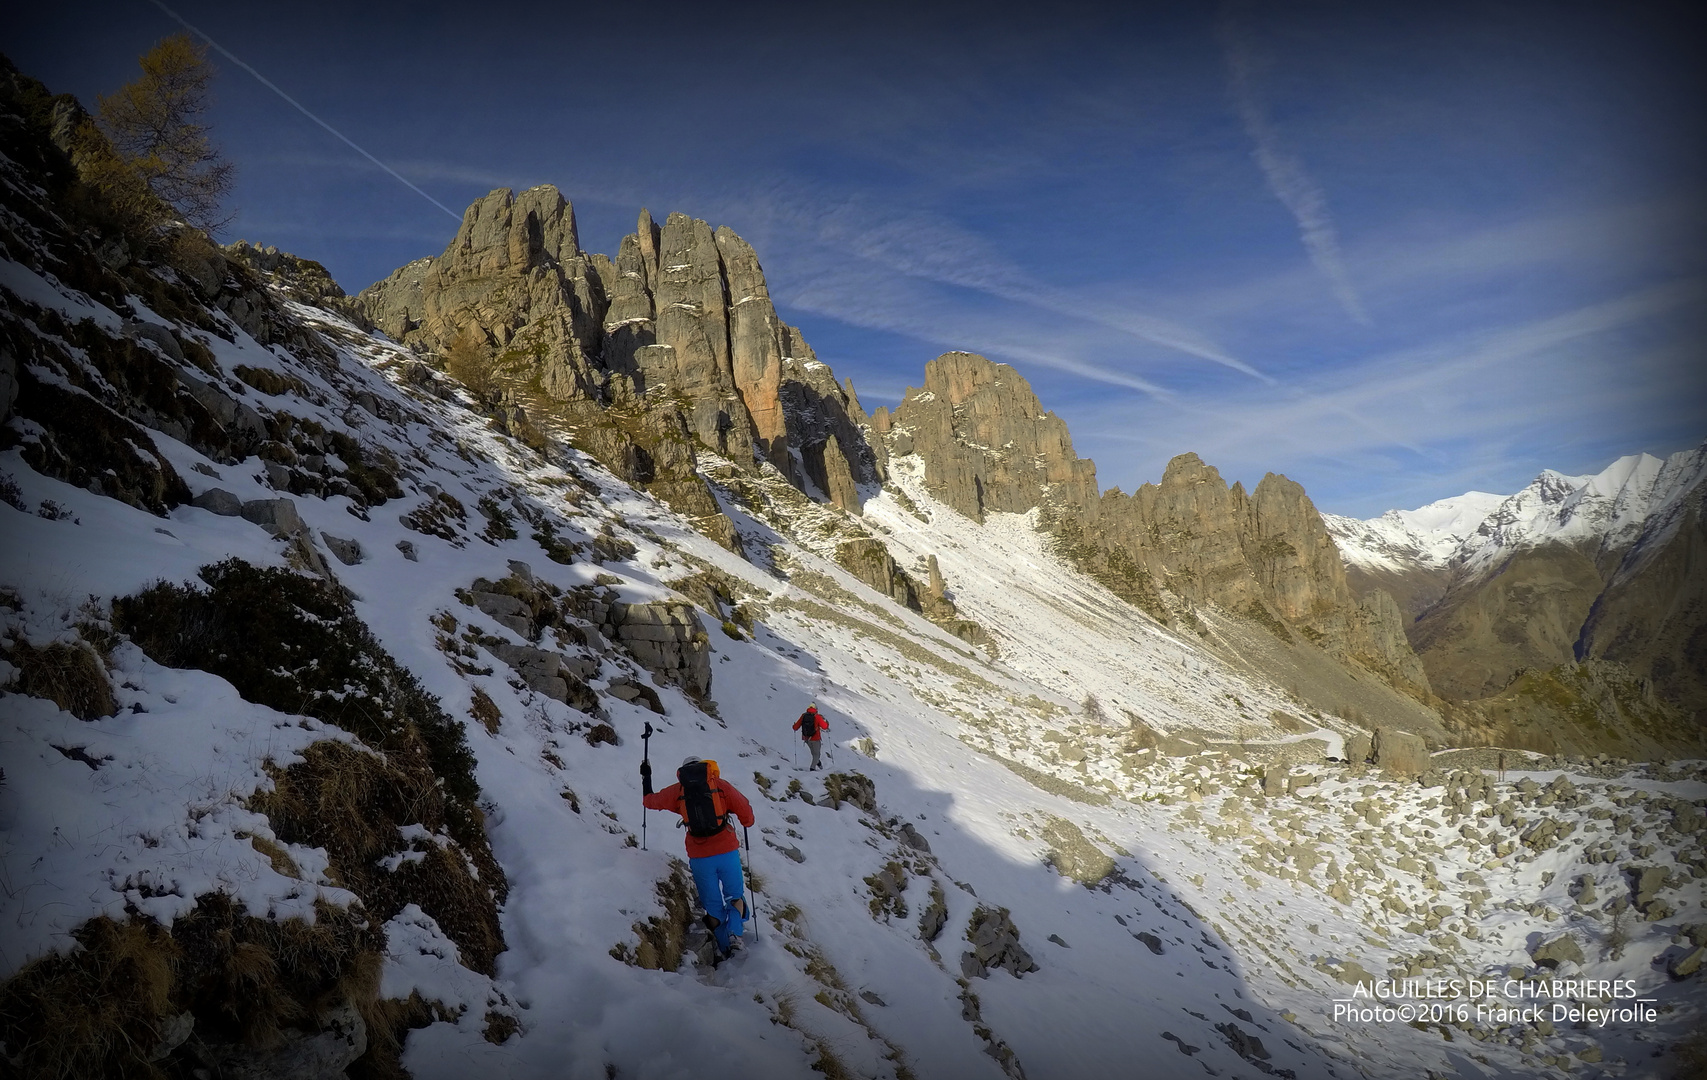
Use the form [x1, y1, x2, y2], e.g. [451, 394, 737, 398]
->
[3, 253, 1703, 1080]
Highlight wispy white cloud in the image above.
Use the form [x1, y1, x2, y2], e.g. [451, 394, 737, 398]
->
[242, 152, 646, 221]
[1071, 277, 1706, 513]
[706, 187, 1267, 383]
[1162, 196, 1706, 328]
[1219, 5, 1371, 327]
[779, 248, 1176, 399]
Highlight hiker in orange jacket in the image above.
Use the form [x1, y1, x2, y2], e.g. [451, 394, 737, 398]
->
[641, 756, 756, 956]
[792, 704, 829, 770]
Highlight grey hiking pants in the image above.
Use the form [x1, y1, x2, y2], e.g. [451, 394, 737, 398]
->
[808, 739, 822, 768]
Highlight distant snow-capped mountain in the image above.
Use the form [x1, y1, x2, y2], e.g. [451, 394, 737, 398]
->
[1326, 443, 1707, 582]
[1321, 491, 1506, 573]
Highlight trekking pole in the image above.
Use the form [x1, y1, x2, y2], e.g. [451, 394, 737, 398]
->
[641, 721, 653, 851]
[745, 824, 760, 941]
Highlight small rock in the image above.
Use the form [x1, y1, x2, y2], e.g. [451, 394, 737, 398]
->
[1216, 1022, 1270, 1062]
[1530, 933, 1585, 969]
[606, 677, 664, 714]
[900, 821, 932, 853]
[397, 540, 418, 561]
[472, 589, 526, 616]
[124, 320, 185, 362]
[1048, 934, 1070, 948]
[1668, 946, 1705, 980]
[859, 990, 887, 1007]
[146, 1011, 195, 1063]
[199, 999, 366, 1079]
[1160, 1032, 1200, 1056]
[1136, 932, 1164, 955]
[321, 532, 362, 565]
[1633, 865, 1668, 909]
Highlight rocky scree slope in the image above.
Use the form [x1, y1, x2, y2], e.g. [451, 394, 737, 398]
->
[1327, 446, 1707, 754]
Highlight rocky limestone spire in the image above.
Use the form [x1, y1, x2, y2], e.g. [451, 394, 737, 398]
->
[361, 185, 607, 383]
[1094, 453, 1431, 694]
[889, 352, 1098, 521]
[1115, 452, 1261, 611]
[357, 187, 880, 523]
[651, 212, 731, 397]
[1246, 472, 1350, 622]
[439, 185, 580, 278]
[714, 226, 786, 454]
[636, 208, 660, 290]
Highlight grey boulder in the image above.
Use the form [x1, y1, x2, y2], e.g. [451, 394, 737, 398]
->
[192, 488, 243, 516]
[241, 497, 302, 537]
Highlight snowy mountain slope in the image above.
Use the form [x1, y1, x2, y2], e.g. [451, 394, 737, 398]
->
[1326, 445, 1707, 585]
[2, 73, 1704, 1080]
[1323, 492, 1507, 574]
[8, 260, 1702, 1076]
[1454, 450, 1703, 581]
[0, 250, 1344, 1079]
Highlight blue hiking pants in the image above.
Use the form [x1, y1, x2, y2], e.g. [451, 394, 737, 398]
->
[689, 847, 746, 952]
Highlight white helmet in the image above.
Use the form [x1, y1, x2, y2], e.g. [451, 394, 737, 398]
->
[682, 755, 703, 767]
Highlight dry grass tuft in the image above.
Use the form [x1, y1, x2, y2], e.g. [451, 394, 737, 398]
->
[625, 861, 698, 972]
[443, 327, 498, 404]
[469, 686, 502, 735]
[6, 638, 116, 720]
[351, 990, 439, 1080]
[482, 1010, 520, 1045]
[252, 741, 505, 975]
[0, 893, 386, 1079]
[0, 916, 176, 1079]
[810, 1038, 856, 1080]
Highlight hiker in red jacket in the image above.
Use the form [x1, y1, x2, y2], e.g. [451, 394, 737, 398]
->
[641, 756, 756, 956]
[792, 704, 829, 770]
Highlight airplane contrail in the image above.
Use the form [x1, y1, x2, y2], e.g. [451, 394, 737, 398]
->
[1220, 5, 1371, 326]
[149, 0, 463, 222]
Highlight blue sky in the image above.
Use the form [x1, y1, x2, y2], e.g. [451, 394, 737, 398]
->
[7, 1, 1704, 517]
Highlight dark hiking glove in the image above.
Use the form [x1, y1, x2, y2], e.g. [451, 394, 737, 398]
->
[640, 759, 653, 794]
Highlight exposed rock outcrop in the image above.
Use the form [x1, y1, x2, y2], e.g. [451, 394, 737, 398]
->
[1372, 727, 1429, 777]
[834, 537, 991, 647]
[357, 189, 879, 522]
[961, 906, 1038, 978]
[889, 352, 1096, 521]
[603, 601, 711, 701]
